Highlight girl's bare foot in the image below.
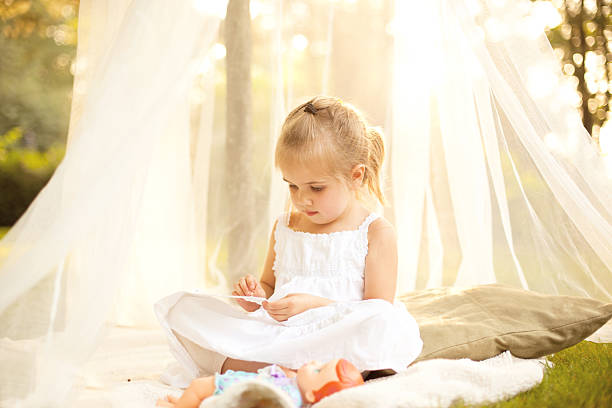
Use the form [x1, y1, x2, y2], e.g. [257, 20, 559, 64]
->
[155, 396, 175, 407]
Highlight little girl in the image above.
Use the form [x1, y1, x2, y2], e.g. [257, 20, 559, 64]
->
[155, 96, 422, 386]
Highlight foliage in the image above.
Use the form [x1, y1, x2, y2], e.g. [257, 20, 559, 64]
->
[542, 0, 612, 138]
[0, 0, 75, 226]
[0, 0, 78, 151]
[0, 126, 64, 225]
[453, 341, 612, 408]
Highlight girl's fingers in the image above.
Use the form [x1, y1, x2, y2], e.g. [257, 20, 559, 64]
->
[246, 275, 257, 290]
[263, 300, 288, 311]
[233, 283, 245, 296]
[238, 278, 251, 295]
[268, 311, 288, 321]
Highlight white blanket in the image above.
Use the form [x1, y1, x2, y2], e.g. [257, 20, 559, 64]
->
[54, 327, 550, 407]
[101, 351, 546, 408]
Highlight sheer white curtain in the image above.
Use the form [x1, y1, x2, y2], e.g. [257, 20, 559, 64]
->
[391, 0, 611, 299]
[0, 0, 225, 405]
[1, 0, 611, 406]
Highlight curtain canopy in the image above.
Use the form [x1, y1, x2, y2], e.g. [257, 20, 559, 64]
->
[0, 0, 610, 405]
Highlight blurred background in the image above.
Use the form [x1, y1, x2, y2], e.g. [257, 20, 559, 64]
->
[0, 0, 611, 238]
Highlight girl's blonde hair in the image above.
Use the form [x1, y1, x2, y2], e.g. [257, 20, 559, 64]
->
[275, 96, 386, 205]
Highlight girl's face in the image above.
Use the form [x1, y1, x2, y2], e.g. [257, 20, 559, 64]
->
[281, 162, 357, 226]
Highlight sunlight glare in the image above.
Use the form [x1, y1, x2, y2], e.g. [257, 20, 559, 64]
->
[196, 56, 213, 76]
[193, 0, 227, 19]
[484, 17, 508, 42]
[70, 57, 87, 77]
[527, 65, 559, 99]
[490, 0, 507, 7]
[465, 0, 482, 17]
[211, 43, 226, 60]
[600, 122, 612, 155]
[519, 15, 544, 39]
[584, 0, 598, 15]
[250, 1, 274, 20]
[559, 77, 582, 108]
[545, 132, 562, 152]
[292, 34, 309, 52]
[530, 1, 562, 29]
[259, 15, 276, 30]
[385, 19, 396, 36]
[599, 121, 612, 178]
[519, 1, 562, 39]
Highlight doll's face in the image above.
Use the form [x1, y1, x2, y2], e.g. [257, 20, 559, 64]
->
[296, 359, 341, 403]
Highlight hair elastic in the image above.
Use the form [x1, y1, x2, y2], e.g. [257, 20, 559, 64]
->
[304, 102, 318, 114]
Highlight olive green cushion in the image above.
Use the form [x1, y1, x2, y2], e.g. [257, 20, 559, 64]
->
[399, 284, 612, 363]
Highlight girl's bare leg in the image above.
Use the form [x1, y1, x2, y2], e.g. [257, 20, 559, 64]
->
[220, 358, 297, 378]
[220, 358, 271, 373]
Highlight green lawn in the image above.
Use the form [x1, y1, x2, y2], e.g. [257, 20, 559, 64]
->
[455, 341, 612, 408]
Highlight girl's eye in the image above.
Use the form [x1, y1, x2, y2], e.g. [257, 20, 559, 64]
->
[314, 369, 320, 373]
[311, 186, 324, 192]
[288, 184, 298, 190]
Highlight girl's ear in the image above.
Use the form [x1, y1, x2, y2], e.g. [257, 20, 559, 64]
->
[350, 164, 365, 188]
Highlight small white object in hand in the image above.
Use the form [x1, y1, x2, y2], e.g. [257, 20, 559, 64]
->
[214, 295, 268, 305]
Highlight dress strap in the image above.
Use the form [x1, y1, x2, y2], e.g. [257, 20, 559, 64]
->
[358, 212, 380, 231]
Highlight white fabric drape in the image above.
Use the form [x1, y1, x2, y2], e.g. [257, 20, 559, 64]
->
[391, 0, 611, 298]
[0, 0, 611, 406]
[0, 1, 225, 405]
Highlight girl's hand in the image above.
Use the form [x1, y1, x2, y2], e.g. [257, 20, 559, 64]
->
[262, 293, 333, 322]
[233, 274, 267, 312]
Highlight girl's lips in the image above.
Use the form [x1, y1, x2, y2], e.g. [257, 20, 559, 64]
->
[306, 211, 318, 216]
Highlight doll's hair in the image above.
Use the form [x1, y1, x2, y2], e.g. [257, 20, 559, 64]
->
[275, 96, 386, 205]
[311, 358, 365, 403]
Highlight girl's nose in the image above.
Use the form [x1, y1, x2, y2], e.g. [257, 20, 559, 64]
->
[297, 190, 312, 206]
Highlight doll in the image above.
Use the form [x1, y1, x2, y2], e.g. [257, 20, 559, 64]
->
[155, 358, 364, 407]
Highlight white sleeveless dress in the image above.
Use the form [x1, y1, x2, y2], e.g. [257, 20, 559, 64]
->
[155, 213, 423, 378]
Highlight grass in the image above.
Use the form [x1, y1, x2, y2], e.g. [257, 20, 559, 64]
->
[454, 341, 612, 408]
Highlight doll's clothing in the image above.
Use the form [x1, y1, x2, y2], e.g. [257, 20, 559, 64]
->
[155, 212, 423, 383]
[214, 365, 302, 407]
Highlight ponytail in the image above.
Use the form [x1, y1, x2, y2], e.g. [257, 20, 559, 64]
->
[365, 126, 386, 205]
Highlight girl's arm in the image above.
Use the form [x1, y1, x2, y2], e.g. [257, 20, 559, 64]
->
[233, 221, 277, 311]
[258, 220, 278, 298]
[363, 218, 398, 303]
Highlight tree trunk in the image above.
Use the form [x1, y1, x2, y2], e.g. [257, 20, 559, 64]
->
[568, 0, 593, 134]
[225, 0, 255, 282]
